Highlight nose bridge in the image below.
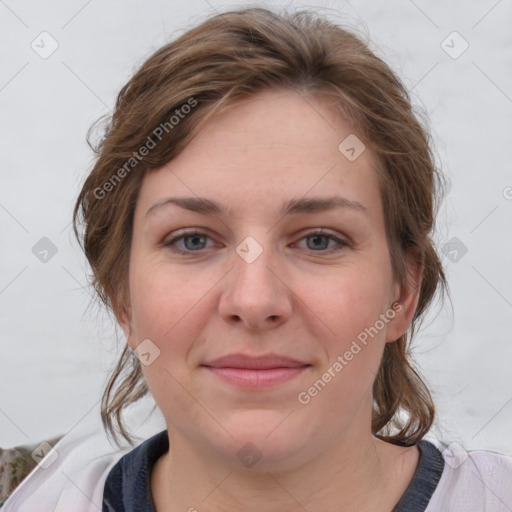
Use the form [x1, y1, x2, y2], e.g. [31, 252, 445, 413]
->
[235, 236, 277, 291]
[218, 234, 292, 328]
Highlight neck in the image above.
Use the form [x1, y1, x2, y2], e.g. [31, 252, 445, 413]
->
[152, 409, 419, 512]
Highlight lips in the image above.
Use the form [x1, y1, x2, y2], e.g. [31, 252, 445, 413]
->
[202, 353, 309, 370]
[201, 353, 311, 389]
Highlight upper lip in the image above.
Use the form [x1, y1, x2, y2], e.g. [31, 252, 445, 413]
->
[202, 353, 310, 370]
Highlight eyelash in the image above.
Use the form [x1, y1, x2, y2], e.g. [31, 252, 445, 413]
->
[162, 229, 349, 255]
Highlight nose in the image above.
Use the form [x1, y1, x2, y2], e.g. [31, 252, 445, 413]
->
[218, 239, 293, 331]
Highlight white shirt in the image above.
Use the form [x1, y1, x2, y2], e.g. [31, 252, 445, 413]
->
[3, 403, 512, 512]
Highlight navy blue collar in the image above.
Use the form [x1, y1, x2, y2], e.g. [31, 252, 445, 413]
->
[102, 430, 169, 512]
[393, 440, 445, 511]
[102, 431, 444, 512]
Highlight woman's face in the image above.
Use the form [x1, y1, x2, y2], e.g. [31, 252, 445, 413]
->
[122, 89, 414, 470]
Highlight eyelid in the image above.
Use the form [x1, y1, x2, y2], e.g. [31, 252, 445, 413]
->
[292, 228, 350, 250]
[294, 227, 346, 240]
[163, 227, 350, 255]
[162, 228, 219, 249]
[163, 227, 213, 242]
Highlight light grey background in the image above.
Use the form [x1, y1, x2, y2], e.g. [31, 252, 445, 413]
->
[1, 0, 511, 453]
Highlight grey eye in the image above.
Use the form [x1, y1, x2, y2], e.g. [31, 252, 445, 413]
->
[306, 234, 331, 250]
[182, 234, 208, 250]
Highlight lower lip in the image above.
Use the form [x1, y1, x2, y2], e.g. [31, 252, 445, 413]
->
[203, 366, 309, 389]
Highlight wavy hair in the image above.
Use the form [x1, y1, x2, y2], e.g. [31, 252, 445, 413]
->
[73, 7, 446, 447]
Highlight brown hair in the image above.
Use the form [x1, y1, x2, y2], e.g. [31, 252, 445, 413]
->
[73, 7, 446, 448]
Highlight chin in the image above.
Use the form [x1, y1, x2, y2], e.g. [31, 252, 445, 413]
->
[210, 410, 316, 472]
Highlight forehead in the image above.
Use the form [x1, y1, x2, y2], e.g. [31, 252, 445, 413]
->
[136, 89, 382, 219]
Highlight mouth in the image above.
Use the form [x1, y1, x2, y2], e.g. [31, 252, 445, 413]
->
[201, 353, 311, 389]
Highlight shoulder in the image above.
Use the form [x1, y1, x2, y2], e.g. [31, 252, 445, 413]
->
[1, 428, 131, 512]
[1, 402, 167, 512]
[426, 440, 512, 512]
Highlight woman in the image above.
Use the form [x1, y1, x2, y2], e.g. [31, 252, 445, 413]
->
[3, 6, 511, 512]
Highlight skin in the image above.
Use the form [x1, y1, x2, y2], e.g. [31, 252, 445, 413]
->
[119, 88, 422, 512]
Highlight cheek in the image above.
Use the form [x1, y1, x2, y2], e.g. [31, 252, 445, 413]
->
[129, 258, 209, 332]
[126, 258, 233, 423]
[128, 265, 214, 417]
[297, 263, 393, 410]
[301, 265, 392, 347]
[295, 272, 391, 428]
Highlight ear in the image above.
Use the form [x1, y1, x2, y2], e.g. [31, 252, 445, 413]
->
[114, 301, 137, 350]
[385, 250, 423, 343]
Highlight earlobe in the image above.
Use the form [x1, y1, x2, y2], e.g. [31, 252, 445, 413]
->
[121, 321, 137, 351]
[119, 317, 133, 344]
[385, 252, 423, 342]
[114, 303, 136, 349]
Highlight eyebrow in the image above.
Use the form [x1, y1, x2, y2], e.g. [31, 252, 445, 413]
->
[145, 195, 367, 218]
